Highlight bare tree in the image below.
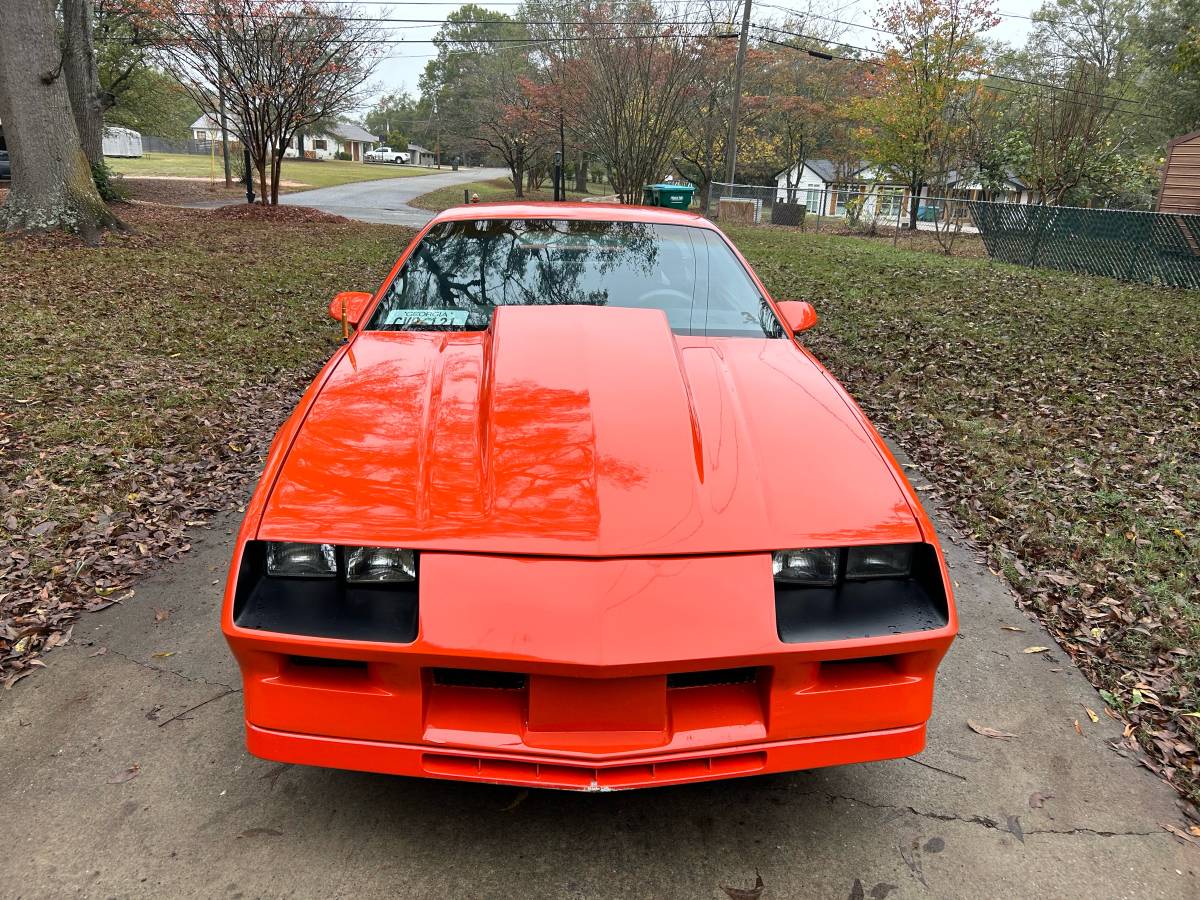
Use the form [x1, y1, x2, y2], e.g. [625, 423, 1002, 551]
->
[568, 4, 708, 203]
[157, 1, 383, 204]
[0, 0, 121, 240]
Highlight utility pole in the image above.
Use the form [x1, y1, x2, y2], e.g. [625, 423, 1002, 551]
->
[723, 0, 753, 187]
[558, 108, 566, 200]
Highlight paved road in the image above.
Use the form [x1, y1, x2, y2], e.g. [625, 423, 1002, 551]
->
[1, 450, 1195, 898]
[278, 166, 509, 226]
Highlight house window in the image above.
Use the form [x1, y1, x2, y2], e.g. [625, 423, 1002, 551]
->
[834, 188, 860, 215]
[876, 188, 904, 218]
[314, 139, 328, 150]
[806, 189, 822, 210]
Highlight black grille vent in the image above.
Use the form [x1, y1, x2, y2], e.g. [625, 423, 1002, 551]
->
[432, 668, 527, 690]
[288, 655, 367, 670]
[667, 667, 758, 689]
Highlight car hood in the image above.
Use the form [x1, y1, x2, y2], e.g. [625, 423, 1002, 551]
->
[258, 305, 921, 555]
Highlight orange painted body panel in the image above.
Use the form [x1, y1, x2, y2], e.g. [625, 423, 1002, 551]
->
[222, 203, 957, 790]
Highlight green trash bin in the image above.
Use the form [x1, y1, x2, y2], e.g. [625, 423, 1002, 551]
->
[642, 183, 696, 209]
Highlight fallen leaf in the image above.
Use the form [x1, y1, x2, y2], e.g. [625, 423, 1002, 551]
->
[722, 873, 764, 900]
[1161, 823, 1200, 847]
[1084, 708, 1099, 723]
[1074, 720, 1083, 735]
[500, 789, 529, 812]
[153, 608, 170, 623]
[151, 651, 175, 659]
[89, 647, 107, 657]
[107, 764, 140, 784]
[1023, 646, 1050, 654]
[1028, 792, 1052, 809]
[1006, 815, 1024, 843]
[967, 720, 1017, 740]
[1000, 625, 1024, 632]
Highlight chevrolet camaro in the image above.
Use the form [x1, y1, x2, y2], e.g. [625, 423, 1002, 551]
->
[222, 202, 957, 791]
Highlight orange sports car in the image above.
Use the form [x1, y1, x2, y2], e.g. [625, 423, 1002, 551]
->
[222, 203, 957, 791]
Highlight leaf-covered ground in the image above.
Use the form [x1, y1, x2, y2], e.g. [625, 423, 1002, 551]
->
[0, 204, 411, 688]
[727, 224, 1200, 806]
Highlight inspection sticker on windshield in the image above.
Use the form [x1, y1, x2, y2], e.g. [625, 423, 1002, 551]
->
[383, 308, 469, 328]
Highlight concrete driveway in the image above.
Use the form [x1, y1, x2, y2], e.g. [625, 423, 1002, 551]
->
[1, 463, 1195, 898]
[278, 166, 509, 226]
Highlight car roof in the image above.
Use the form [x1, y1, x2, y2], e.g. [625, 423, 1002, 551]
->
[430, 201, 717, 229]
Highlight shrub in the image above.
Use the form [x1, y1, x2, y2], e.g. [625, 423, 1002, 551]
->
[91, 160, 125, 202]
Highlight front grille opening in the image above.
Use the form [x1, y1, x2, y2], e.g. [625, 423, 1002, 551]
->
[287, 655, 368, 670]
[432, 668, 527, 690]
[667, 667, 758, 689]
[819, 655, 896, 672]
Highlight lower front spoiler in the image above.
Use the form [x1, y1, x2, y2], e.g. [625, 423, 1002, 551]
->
[247, 722, 927, 791]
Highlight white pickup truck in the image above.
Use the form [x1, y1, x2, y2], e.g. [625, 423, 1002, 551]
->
[365, 146, 410, 164]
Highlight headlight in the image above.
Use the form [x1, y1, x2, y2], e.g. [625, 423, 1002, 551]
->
[772, 548, 839, 585]
[846, 544, 912, 579]
[347, 546, 417, 583]
[266, 542, 336, 577]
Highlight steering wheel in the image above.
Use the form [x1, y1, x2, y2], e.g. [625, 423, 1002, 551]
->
[637, 287, 693, 309]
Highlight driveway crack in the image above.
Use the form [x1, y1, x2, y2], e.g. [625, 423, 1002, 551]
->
[815, 790, 1165, 838]
[103, 646, 238, 691]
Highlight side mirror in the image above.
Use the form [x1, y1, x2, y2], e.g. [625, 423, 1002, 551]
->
[776, 300, 818, 333]
[328, 291, 373, 331]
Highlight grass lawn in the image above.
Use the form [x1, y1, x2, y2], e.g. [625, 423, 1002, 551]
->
[109, 152, 432, 189]
[410, 176, 610, 212]
[1, 205, 1196, 803]
[726, 224, 1200, 802]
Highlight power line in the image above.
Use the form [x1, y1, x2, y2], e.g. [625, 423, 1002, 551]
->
[753, 21, 1168, 119]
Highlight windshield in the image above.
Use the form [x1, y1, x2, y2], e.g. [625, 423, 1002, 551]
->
[366, 218, 783, 338]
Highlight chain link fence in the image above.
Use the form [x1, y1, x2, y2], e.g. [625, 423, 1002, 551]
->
[707, 181, 977, 234]
[708, 182, 1200, 287]
[966, 202, 1200, 289]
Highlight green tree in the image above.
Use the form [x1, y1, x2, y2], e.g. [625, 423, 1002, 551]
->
[851, 0, 999, 228]
[365, 90, 419, 147]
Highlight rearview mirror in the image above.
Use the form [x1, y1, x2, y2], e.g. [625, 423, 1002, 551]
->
[328, 291, 373, 329]
[776, 300, 818, 333]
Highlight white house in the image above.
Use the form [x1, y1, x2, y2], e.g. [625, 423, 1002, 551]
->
[284, 122, 378, 161]
[191, 115, 378, 161]
[775, 159, 1039, 222]
[774, 159, 907, 218]
[190, 113, 230, 142]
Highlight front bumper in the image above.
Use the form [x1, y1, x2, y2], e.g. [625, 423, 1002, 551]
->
[246, 722, 928, 791]
[224, 550, 955, 789]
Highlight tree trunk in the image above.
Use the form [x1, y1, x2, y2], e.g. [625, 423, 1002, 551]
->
[908, 178, 922, 230]
[271, 146, 284, 205]
[0, 0, 120, 241]
[62, 0, 104, 168]
[575, 150, 587, 193]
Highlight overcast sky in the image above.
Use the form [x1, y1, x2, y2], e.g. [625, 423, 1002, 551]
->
[359, 0, 1046, 106]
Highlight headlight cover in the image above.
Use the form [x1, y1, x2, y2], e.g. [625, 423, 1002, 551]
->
[265, 542, 336, 578]
[846, 544, 912, 579]
[772, 548, 839, 585]
[346, 546, 417, 583]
